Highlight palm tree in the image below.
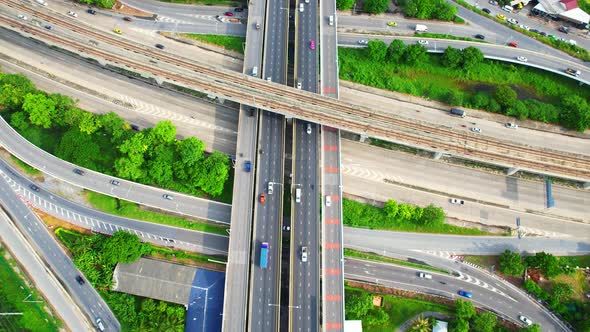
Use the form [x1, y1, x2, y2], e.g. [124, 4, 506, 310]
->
[410, 315, 431, 332]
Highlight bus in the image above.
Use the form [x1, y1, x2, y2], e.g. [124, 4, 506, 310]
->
[260, 242, 269, 268]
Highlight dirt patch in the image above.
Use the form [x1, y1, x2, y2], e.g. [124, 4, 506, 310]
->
[112, 1, 155, 17]
[35, 209, 92, 235]
[150, 253, 225, 272]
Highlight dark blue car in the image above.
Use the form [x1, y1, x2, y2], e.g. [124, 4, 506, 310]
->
[458, 290, 472, 298]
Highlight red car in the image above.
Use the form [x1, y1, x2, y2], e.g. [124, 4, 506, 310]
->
[225, 11, 234, 16]
[508, 41, 518, 47]
[259, 194, 266, 204]
[309, 40, 315, 50]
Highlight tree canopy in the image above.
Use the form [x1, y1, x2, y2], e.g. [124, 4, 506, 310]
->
[498, 249, 524, 276]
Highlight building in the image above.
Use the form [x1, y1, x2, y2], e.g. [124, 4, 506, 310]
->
[532, 0, 590, 26]
[433, 320, 449, 332]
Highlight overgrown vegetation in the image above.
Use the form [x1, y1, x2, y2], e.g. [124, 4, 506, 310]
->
[11, 155, 41, 176]
[398, 0, 458, 21]
[342, 198, 490, 235]
[55, 229, 200, 331]
[0, 73, 233, 202]
[580, 0, 590, 14]
[415, 32, 487, 43]
[344, 248, 449, 274]
[76, 0, 115, 9]
[498, 250, 590, 331]
[449, 298, 541, 332]
[85, 191, 229, 235]
[0, 248, 61, 331]
[340, 41, 590, 131]
[157, 0, 244, 5]
[183, 34, 246, 54]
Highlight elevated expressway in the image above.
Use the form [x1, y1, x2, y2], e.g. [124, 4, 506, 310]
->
[220, 0, 265, 329]
[0, 6, 588, 183]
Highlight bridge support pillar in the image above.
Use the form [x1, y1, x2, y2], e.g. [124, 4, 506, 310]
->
[433, 152, 443, 160]
[359, 134, 368, 143]
[507, 167, 520, 176]
[583, 182, 590, 190]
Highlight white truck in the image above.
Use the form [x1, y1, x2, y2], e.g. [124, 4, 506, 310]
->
[415, 24, 428, 32]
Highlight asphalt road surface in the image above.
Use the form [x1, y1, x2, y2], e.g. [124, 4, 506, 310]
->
[344, 257, 568, 331]
[0, 170, 120, 331]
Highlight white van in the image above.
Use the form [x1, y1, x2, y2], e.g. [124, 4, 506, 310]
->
[415, 24, 428, 32]
[329, 15, 334, 26]
[295, 188, 301, 203]
[419, 272, 433, 279]
[299, 3, 304, 12]
[325, 195, 331, 207]
[252, 66, 258, 77]
[502, 5, 513, 12]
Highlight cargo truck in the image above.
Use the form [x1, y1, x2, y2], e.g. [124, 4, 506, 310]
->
[415, 24, 428, 32]
[260, 242, 269, 268]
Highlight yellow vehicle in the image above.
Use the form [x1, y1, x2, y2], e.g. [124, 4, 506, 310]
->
[496, 14, 506, 20]
[387, 21, 397, 27]
[113, 28, 123, 34]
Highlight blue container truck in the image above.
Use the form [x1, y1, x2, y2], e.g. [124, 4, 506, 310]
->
[260, 242, 269, 268]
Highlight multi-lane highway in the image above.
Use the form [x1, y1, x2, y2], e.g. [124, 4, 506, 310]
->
[290, 0, 321, 329]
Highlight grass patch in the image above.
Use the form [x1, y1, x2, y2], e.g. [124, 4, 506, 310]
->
[184, 34, 246, 54]
[343, 198, 492, 236]
[345, 248, 449, 274]
[0, 248, 62, 331]
[369, 138, 423, 155]
[85, 191, 229, 235]
[417, 32, 486, 43]
[463, 255, 499, 270]
[10, 155, 42, 176]
[157, 0, 244, 5]
[563, 255, 590, 268]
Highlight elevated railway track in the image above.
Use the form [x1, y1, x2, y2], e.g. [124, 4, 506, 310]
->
[1, 1, 589, 182]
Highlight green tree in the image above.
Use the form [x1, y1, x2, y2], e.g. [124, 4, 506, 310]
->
[115, 157, 145, 181]
[22, 93, 56, 128]
[364, 0, 389, 14]
[100, 112, 128, 144]
[507, 100, 529, 120]
[147, 120, 177, 146]
[55, 128, 101, 170]
[0, 73, 37, 111]
[526, 252, 561, 278]
[383, 199, 399, 219]
[410, 315, 431, 332]
[403, 44, 427, 64]
[551, 283, 573, 303]
[493, 85, 517, 110]
[419, 204, 445, 226]
[118, 133, 148, 164]
[404, 0, 438, 18]
[365, 308, 389, 326]
[10, 112, 30, 131]
[396, 203, 415, 221]
[442, 46, 463, 68]
[559, 95, 590, 132]
[472, 312, 497, 332]
[336, 0, 355, 10]
[523, 280, 547, 300]
[146, 144, 175, 185]
[366, 40, 388, 62]
[101, 231, 148, 266]
[62, 107, 86, 127]
[498, 249, 524, 276]
[455, 298, 475, 320]
[461, 47, 484, 69]
[387, 40, 407, 62]
[78, 112, 102, 135]
[521, 324, 541, 332]
[436, 2, 457, 20]
[445, 90, 463, 106]
[177, 137, 206, 167]
[197, 151, 230, 196]
[48, 93, 75, 127]
[345, 290, 372, 319]
[453, 319, 470, 332]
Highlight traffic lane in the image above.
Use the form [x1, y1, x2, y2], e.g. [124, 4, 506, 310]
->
[344, 258, 561, 331]
[344, 227, 590, 254]
[120, 0, 239, 17]
[0, 158, 230, 255]
[135, 20, 247, 36]
[0, 119, 232, 224]
[0, 210, 93, 331]
[0, 175, 120, 331]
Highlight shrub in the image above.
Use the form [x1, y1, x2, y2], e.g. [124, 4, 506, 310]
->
[364, 0, 389, 14]
[493, 85, 517, 110]
[337, 0, 355, 9]
[498, 249, 524, 276]
[367, 40, 388, 62]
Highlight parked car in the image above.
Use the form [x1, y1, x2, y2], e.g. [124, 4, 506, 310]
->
[458, 290, 472, 298]
[519, 315, 532, 326]
[309, 40, 315, 50]
[474, 34, 485, 40]
[558, 26, 569, 33]
[518, 24, 529, 30]
[234, 7, 244, 12]
[123, 16, 132, 21]
[496, 14, 506, 20]
[87, 8, 97, 14]
[76, 275, 85, 285]
[30, 184, 40, 192]
[17, 14, 27, 20]
[507, 18, 518, 24]
[358, 39, 368, 45]
[450, 198, 465, 205]
[482, 8, 491, 14]
[471, 127, 482, 133]
[387, 21, 397, 27]
[224, 11, 234, 16]
[155, 43, 165, 49]
[508, 41, 518, 47]
[68, 11, 78, 17]
[516, 56, 528, 62]
[259, 193, 266, 204]
[110, 180, 120, 186]
[418, 39, 429, 45]
[73, 168, 84, 175]
[529, 28, 540, 34]
[488, 0, 498, 5]
[163, 194, 173, 200]
[502, 5, 513, 12]
[539, 31, 547, 36]
[505, 122, 519, 129]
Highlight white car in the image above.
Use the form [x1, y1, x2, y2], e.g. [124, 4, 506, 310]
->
[518, 24, 529, 30]
[519, 315, 532, 326]
[301, 246, 308, 262]
[325, 195, 332, 207]
[307, 124, 312, 134]
[418, 39, 429, 45]
[17, 14, 27, 20]
[358, 39, 368, 45]
[471, 127, 482, 133]
[505, 122, 519, 129]
[68, 11, 78, 17]
[299, 3, 304, 12]
[516, 56, 528, 62]
[507, 18, 518, 24]
[297, 82, 302, 89]
[450, 198, 465, 205]
[268, 182, 274, 195]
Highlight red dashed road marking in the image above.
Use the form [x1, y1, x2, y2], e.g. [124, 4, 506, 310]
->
[325, 242, 340, 249]
[325, 295, 342, 301]
[325, 219, 339, 224]
[325, 268, 341, 275]
[330, 195, 340, 201]
[325, 167, 338, 173]
[325, 323, 343, 329]
[324, 145, 338, 151]
[323, 87, 337, 93]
